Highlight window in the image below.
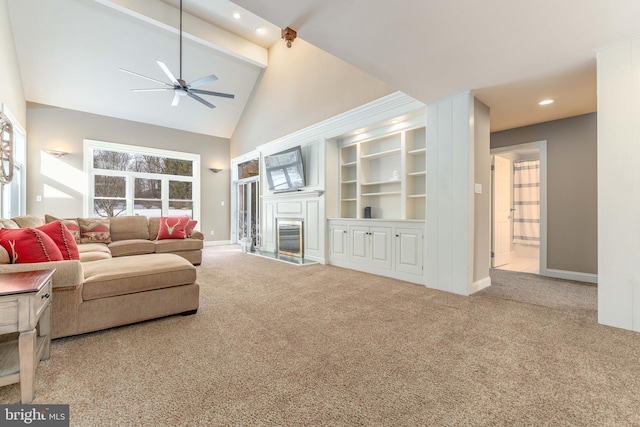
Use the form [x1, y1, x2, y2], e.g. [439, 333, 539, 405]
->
[1, 105, 26, 218]
[84, 140, 200, 220]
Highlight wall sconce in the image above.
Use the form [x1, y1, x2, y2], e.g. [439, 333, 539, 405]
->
[209, 168, 223, 173]
[44, 149, 68, 158]
[281, 27, 297, 48]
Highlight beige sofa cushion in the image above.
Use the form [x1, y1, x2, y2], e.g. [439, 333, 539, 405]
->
[154, 238, 203, 253]
[148, 217, 161, 240]
[0, 219, 20, 229]
[78, 242, 112, 262]
[82, 253, 196, 301]
[12, 215, 44, 228]
[109, 216, 150, 241]
[108, 239, 156, 257]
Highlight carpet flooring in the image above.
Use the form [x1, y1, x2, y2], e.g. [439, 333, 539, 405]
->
[1, 246, 639, 426]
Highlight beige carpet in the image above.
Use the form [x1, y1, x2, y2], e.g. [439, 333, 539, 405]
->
[1, 246, 640, 426]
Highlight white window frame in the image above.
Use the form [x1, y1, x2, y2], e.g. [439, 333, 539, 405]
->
[83, 139, 200, 221]
[1, 104, 26, 218]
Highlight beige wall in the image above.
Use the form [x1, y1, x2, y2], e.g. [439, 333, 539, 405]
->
[26, 104, 230, 242]
[0, 0, 26, 126]
[230, 38, 395, 157]
[473, 98, 491, 283]
[491, 113, 597, 274]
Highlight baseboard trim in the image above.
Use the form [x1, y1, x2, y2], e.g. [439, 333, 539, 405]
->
[203, 240, 232, 247]
[544, 268, 598, 284]
[470, 276, 492, 294]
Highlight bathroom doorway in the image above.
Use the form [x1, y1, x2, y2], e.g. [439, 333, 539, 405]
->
[491, 141, 547, 275]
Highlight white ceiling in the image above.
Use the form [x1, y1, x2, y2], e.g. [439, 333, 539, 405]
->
[9, 1, 640, 138]
[7, 0, 280, 138]
[233, 0, 640, 132]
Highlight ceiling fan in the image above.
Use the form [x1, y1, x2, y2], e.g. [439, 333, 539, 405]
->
[118, 0, 234, 109]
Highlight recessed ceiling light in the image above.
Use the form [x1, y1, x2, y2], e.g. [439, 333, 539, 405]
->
[255, 27, 265, 34]
[538, 99, 554, 106]
[233, 12, 240, 20]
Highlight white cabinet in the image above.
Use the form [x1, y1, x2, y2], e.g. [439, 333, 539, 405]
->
[328, 219, 424, 284]
[349, 225, 392, 269]
[329, 222, 348, 261]
[395, 227, 423, 275]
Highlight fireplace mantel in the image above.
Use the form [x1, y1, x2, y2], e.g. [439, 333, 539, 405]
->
[262, 189, 324, 200]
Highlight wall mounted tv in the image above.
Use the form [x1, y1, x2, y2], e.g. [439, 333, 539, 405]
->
[264, 146, 306, 192]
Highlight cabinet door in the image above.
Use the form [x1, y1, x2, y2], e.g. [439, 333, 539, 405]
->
[395, 227, 424, 275]
[329, 223, 348, 261]
[349, 226, 370, 265]
[370, 227, 392, 270]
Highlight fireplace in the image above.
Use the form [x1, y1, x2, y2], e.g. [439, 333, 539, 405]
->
[276, 219, 303, 258]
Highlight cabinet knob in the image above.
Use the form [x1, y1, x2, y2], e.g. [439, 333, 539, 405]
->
[41, 293, 50, 299]
[396, 234, 399, 237]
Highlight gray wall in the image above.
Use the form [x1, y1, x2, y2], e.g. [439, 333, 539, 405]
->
[474, 98, 491, 283]
[231, 38, 395, 157]
[491, 113, 597, 274]
[26, 104, 231, 242]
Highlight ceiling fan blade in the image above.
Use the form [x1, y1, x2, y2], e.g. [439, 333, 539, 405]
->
[187, 93, 216, 109]
[187, 74, 218, 89]
[190, 89, 235, 99]
[156, 60, 180, 86]
[131, 88, 174, 92]
[119, 68, 172, 87]
[171, 93, 180, 107]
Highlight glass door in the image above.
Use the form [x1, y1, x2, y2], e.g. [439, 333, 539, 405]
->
[236, 177, 260, 248]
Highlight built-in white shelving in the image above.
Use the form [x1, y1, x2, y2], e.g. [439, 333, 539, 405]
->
[336, 116, 426, 220]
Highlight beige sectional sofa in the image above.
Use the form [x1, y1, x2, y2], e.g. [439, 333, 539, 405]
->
[0, 215, 203, 339]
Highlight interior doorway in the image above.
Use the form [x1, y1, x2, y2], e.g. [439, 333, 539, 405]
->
[491, 141, 547, 275]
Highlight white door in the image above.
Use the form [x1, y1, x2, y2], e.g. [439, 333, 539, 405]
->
[370, 227, 392, 269]
[395, 227, 423, 275]
[350, 226, 370, 265]
[329, 223, 348, 261]
[492, 155, 511, 267]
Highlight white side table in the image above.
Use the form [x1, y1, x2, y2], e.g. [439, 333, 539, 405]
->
[0, 269, 54, 403]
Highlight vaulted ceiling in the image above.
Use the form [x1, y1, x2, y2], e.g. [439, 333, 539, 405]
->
[8, 0, 280, 138]
[234, 0, 640, 132]
[9, 0, 640, 138]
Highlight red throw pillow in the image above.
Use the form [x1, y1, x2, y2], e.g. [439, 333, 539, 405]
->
[45, 214, 81, 243]
[37, 221, 80, 260]
[0, 228, 64, 263]
[185, 219, 198, 237]
[157, 216, 189, 240]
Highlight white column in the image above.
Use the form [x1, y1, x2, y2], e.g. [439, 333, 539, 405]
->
[597, 38, 640, 331]
[426, 92, 490, 295]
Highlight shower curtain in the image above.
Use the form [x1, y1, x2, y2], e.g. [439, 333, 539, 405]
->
[513, 159, 540, 245]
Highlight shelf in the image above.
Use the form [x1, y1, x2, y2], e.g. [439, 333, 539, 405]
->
[362, 191, 402, 197]
[407, 171, 426, 177]
[341, 180, 357, 184]
[342, 161, 357, 167]
[361, 180, 401, 186]
[408, 194, 426, 199]
[361, 148, 401, 160]
[341, 198, 357, 202]
[408, 148, 426, 155]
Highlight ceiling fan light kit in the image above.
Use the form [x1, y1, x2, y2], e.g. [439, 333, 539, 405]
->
[119, 0, 234, 109]
[281, 27, 297, 48]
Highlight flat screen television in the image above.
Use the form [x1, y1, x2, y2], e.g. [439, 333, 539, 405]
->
[264, 146, 306, 192]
